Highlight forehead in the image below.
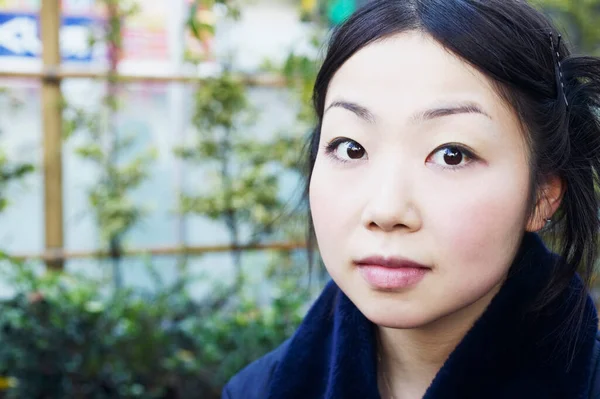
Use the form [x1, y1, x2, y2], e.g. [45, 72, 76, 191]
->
[325, 31, 514, 124]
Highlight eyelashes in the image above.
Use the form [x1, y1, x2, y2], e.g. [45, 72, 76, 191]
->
[323, 137, 480, 170]
[324, 138, 367, 163]
[427, 143, 478, 171]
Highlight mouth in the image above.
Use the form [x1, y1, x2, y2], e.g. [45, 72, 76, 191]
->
[354, 256, 430, 290]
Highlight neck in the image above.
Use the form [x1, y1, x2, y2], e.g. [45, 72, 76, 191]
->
[377, 282, 503, 399]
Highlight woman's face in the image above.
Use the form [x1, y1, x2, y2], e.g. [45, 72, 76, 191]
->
[309, 32, 538, 329]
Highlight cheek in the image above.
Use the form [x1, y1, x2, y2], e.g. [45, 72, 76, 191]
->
[309, 159, 359, 266]
[423, 165, 530, 280]
[309, 162, 339, 243]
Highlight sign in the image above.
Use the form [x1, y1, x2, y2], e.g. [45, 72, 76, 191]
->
[0, 0, 215, 69]
[0, 12, 101, 62]
[327, 0, 370, 25]
[0, 0, 98, 14]
[0, 0, 171, 64]
[121, 0, 169, 62]
[328, 0, 355, 25]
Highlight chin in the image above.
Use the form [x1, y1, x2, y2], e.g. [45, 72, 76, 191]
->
[361, 302, 435, 329]
[331, 274, 439, 329]
[346, 289, 437, 329]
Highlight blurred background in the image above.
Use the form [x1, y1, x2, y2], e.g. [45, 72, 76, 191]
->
[0, 0, 597, 398]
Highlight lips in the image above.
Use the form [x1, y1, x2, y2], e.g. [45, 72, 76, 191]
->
[354, 256, 430, 290]
[354, 256, 429, 269]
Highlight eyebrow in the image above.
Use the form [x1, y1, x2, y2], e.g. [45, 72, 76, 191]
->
[325, 100, 376, 123]
[324, 100, 492, 123]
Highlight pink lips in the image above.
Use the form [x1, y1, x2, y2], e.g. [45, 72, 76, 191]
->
[355, 256, 429, 290]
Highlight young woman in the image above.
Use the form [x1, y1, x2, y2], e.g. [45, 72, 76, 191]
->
[223, 0, 600, 398]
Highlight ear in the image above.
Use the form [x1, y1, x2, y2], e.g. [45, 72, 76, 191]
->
[525, 174, 565, 232]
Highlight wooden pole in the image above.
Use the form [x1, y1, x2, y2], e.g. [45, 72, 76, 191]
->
[40, 0, 64, 270]
[0, 70, 287, 86]
[11, 241, 308, 263]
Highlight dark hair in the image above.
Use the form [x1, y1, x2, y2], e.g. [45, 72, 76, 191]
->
[303, 0, 600, 338]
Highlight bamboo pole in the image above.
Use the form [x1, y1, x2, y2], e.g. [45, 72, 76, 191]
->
[11, 242, 307, 263]
[40, 0, 64, 270]
[0, 70, 287, 87]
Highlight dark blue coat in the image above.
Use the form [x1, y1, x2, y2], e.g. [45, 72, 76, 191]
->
[223, 232, 600, 399]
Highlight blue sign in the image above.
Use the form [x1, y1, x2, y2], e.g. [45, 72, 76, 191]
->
[0, 12, 102, 62]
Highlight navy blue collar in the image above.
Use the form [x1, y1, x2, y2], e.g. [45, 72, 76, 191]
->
[267, 232, 598, 399]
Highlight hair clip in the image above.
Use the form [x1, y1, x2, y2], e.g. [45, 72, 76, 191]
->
[549, 32, 569, 109]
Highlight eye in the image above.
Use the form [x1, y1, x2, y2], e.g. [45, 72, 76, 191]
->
[324, 138, 368, 163]
[427, 144, 477, 170]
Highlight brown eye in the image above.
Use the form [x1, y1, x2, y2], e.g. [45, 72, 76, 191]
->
[443, 147, 463, 166]
[428, 144, 476, 170]
[345, 141, 366, 159]
[326, 139, 368, 162]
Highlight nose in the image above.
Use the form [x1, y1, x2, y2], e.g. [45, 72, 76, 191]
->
[360, 165, 422, 233]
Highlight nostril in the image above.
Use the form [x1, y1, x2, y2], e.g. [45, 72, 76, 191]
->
[369, 220, 408, 232]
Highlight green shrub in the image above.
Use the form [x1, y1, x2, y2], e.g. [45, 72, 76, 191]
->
[0, 257, 310, 399]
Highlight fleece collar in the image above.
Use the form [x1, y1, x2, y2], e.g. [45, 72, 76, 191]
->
[266, 232, 598, 399]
